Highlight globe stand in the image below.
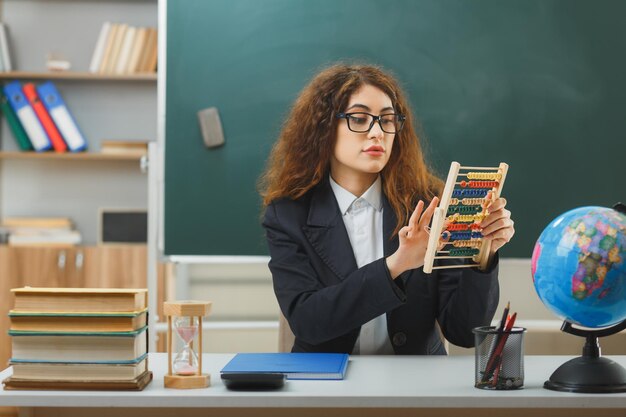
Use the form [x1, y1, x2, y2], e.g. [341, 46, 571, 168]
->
[544, 319, 626, 393]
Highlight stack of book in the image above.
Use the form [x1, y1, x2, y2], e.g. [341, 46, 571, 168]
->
[2, 287, 152, 391]
[1, 217, 82, 246]
[89, 22, 158, 75]
[0, 81, 87, 153]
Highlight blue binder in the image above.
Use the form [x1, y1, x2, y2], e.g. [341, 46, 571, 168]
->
[36, 82, 87, 152]
[221, 353, 349, 380]
[4, 81, 52, 152]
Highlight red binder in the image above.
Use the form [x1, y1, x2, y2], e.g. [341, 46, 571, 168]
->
[22, 83, 67, 152]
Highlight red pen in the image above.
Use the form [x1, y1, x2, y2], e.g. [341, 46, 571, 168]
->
[489, 313, 517, 386]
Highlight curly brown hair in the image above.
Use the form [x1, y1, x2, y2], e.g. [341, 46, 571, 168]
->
[259, 63, 443, 236]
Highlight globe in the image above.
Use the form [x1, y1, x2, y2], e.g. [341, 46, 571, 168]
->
[531, 206, 626, 329]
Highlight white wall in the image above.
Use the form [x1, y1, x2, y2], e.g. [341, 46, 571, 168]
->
[179, 258, 625, 355]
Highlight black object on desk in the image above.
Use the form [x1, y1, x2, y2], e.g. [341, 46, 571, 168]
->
[221, 372, 286, 390]
[544, 319, 626, 393]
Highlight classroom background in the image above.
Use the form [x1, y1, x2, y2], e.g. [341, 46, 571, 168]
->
[0, 0, 624, 375]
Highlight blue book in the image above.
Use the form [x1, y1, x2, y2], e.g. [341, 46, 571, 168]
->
[221, 353, 349, 380]
[36, 81, 87, 152]
[3, 81, 52, 151]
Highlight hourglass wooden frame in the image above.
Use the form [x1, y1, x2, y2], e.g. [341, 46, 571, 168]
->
[423, 161, 509, 274]
[163, 301, 212, 389]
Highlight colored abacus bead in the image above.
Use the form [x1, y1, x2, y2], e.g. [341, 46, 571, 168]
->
[449, 248, 480, 256]
[466, 172, 502, 181]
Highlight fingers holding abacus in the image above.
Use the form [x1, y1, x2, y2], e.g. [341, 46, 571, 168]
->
[438, 228, 450, 251]
[481, 197, 515, 253]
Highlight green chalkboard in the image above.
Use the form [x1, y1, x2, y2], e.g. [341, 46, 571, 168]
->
[165, 0, 625, 257]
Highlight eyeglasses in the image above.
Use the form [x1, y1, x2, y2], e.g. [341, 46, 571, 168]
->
[336, 112, 406, 134]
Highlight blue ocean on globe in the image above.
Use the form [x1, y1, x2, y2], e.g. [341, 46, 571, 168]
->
[531, 206, 626, 329]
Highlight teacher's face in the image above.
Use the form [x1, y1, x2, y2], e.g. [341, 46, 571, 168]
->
[331, 84, 395, 184]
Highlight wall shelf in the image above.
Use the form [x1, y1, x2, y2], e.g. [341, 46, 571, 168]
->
[0, 151, 145, 161]
[0, 71, 157, 82]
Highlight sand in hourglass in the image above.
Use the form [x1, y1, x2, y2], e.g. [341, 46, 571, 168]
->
[175, 325, 198, 375]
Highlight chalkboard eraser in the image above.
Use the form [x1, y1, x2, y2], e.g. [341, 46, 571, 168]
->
[198, 107, 225, 148]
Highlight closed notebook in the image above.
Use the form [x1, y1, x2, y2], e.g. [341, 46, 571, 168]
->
[221, 353, 349, 380]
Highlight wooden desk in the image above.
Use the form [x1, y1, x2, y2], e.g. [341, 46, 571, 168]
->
[1, 353, 625, 417]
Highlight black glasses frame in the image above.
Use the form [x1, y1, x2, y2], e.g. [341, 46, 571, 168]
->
[336, 112, 406, 134]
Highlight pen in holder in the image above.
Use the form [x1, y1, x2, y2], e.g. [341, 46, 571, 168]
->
[473, 326, 526, 390]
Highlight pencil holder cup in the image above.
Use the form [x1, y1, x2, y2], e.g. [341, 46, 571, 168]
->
[472, 326, 526, 390]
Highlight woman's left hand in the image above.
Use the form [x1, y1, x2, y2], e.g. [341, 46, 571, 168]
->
[481, 198, 515, 255]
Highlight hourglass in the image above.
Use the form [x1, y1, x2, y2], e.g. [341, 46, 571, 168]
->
[163, 301, 212, 389]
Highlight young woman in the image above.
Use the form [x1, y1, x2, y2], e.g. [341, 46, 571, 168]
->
[259, 64, 514, 354]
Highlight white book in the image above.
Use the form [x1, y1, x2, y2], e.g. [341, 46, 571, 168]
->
[126, 27, 147, 74]
[8, 230, 82, 246]
[0, 40, 5, 72]
[115, 26, 136, 74]
[0, 22, 12, 72]
[105, 23, 127, 74]
[89, 22, 111, 73]
[98, 23, 119, 74]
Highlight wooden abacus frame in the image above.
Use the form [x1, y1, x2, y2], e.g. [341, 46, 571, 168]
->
[423, 162, 509, 273]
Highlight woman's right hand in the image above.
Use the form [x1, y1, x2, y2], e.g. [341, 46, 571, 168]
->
[386, 197, 439, 279]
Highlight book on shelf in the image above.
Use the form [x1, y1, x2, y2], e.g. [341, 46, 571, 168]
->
[89, 21, 111, 73]
[105, 23, 128, 74]
[221, 353, 350, 380]
[36, 82, 87, 152]
[142, 28, 158, 73]
[7, 229, 81, 246]
[0, 22, 12, 72]
[11, 287, 148, 313]
[98, 22, 119, 74]
[9, 309, 148, 332]
[10, 327, 148, 363]
[1, 217, 78, 246]
[3, 81, 52, 152]
[115, 26, 136, 74]
[100, 139, 148, 156]
[136, 27, 156, 73]
[2, 216, 73, 229]
[2, 369, 153, 391]
[126, 27, 148, 74]
[9, 356, 148, 381]
[0, 91, 33, 151]
[22, 83, 68, 152]
[93, 22, 157, 74]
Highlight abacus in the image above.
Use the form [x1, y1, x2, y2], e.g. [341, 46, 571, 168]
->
[423, 162, 509, 273]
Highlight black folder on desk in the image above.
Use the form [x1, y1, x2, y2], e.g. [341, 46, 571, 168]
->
[221, 353, 349, 380]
